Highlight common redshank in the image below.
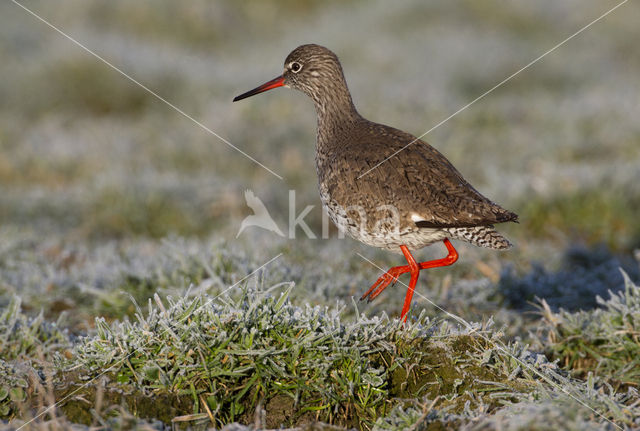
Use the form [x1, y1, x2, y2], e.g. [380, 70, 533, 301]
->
[234, 44, 518, 322]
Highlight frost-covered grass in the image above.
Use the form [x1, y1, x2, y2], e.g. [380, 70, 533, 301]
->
[69, 285, 530, 428]
[1, 0, 640, 429]
[536, 271, 640, 388]
[499, 245, 640, 312]
[0, 232, 639, 428]
[1, 274, 640, 429]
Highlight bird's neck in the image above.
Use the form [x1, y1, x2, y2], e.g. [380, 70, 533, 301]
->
[313, 86, 361, 151]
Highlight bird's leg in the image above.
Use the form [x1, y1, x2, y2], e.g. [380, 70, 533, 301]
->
[400, 239, 458, 321]
[418, 238, 459, 270]
[399, 245, 420, 322]
[360, 239, 459, 321]
[360, 262, 411, 302]
[360, 245, 419, 302]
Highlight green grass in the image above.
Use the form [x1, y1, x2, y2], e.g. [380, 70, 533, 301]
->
[536, 271, 640, 389]
[0, 296, 70, 363]
[518, 187, 640, 251]
[67, 285, 534, 428]
[2, 276, 639, 429]
[0, 296, 71, 420]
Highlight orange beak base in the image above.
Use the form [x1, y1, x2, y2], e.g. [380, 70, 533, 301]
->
[233, 75, 285, 102]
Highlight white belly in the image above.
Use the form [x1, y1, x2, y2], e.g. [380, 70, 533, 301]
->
[319, 183, 447, 252]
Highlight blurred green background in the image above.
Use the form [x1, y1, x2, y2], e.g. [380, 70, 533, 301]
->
[0, 0, 638, 325]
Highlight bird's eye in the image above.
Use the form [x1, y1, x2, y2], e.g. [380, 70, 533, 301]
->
[290, 62, 302, 73]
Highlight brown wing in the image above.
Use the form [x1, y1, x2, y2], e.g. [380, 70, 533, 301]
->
[325, 120, 518, 228]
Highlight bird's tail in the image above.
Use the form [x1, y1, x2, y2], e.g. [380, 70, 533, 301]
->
[444, 225, 512, 250]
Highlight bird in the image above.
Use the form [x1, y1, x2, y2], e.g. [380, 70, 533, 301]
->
[236, 189, 285, 238]
[233, 44, 518, 322]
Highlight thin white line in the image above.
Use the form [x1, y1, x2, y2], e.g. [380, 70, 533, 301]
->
[355, 252, 623, 430]
[16, 253, 283, 430]
[357, 0, 629, 180]
[11, 0, 283, 181]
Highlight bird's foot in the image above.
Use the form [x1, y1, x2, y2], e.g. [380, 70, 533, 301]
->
[360, 241, 459, 323]
[360, 264, 411, 302]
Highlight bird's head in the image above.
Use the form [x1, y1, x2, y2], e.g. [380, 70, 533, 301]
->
[233, 44, 349, 106]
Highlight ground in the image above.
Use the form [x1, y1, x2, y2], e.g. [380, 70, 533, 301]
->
[0, 1, 639, 430]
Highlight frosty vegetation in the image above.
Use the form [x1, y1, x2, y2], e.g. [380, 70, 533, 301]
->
[1, 0, 639, 429]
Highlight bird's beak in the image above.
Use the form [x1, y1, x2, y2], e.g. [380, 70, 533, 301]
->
[233, 75, 285, 102]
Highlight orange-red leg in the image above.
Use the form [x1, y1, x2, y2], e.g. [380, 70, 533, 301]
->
[360, 239, 459, 322]
[400, 245, 420, 322]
